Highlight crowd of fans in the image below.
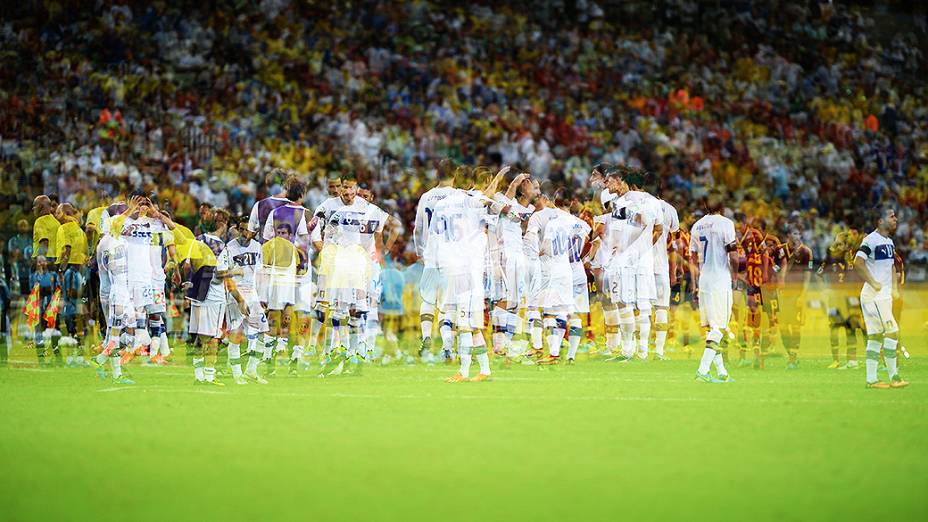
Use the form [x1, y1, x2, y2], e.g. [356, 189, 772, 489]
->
[1, 0, 927, 286]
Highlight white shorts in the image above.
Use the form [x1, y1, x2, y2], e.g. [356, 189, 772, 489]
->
[698, 287, 733, 330]
[654, 272, 671, 308]
[525, 260, 543, 308]
[537, 261, 574, 310]
[438, 271, 484, 326]
[572, 281, 590, 314]
[146, 286, 167, 314]
[189, 301, 226, 338]
[607, 267, 655, 310]
[226, 291, 268, 335]
[295, 281, 315, 313]
[130, 283, 154, 309]
[860, 298, 898, 336]
[492, 250, 526, 305]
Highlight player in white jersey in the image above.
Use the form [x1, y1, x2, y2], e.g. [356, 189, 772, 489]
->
[246, 169, 295, 242]
[115, 193, 176, 362]
[854, 207, 908, 389]
[565, 204, 597, 363]
[589, 191, 623, 357]
[145, 204, 176, 365]
[218, 215, 268, 384]
[319, 180, 394, 376]
[91, 229, 135, 384]
[595, 166, 663, 362]
[309, 178, 365, 359]
[529, 192, 579, 366]
[413, 159, 457, 358]
[688, 202, 738, 383]
[187, 209, 229, 385]
[488, 172, 534, 357]
[431, 168, 506, 382]
[652, 198, 680, 360]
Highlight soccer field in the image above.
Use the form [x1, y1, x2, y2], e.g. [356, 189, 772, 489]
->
[1, 341, 926, 522]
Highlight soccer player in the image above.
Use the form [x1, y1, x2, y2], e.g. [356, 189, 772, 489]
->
[599, 166, 663, 362]
[488, 171, 534, 358]
[319, 180, 394, 376]
[739, 221, 766, 368]
[854, 207, 908, 389]
[263, 181, 311, 375]
[186, 208, 229, 385]
[32, 195, 61, 263]
[565, 202, 596, 364]
[759, 220, 787, 362]
[55, 204, 90, 366]
[652, 198, 680, 360]
[93, 226, 135, 385]
[247, 168, 294, 243]
[218, 215, 268, 384]
[689, 199, 738, 383]
[413, 160, 456, 358]
[431, 184, 498, 382]
[780, 226, 813, 370]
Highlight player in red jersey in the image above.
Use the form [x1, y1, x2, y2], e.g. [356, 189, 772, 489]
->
[667, 225, 698, 356]
[780, 226, 814, 369]
[739, 220, 766, 368]
[757, 220, 787, 367]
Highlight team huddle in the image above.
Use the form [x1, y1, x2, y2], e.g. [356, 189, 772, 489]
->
[23, 162, 909, 389]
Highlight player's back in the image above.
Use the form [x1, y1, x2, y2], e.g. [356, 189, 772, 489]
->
[653, 199, 680, 274]
[249, 196, 289, 242]
[690, 214, 736, 283]
[429, 190, 485, 274]
[414, 186, 455, 257]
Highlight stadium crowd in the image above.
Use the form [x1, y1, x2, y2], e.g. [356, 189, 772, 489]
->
[0, 0, 926, 356]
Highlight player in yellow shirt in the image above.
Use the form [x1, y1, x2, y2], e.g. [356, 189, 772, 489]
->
[32, 195, 61, 262]
[55, 204, 91, 366]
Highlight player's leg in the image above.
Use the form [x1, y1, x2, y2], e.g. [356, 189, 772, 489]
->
[447, 309, 472, 382]
[226, 327, 247, 384]
[635, 301, 651, 360]
[419, 301, 435, 356]
[438, 312, 456, 361]
[696, 287, 730, 382]
[844, 313, 861, 368]
[470, 309, 491, 380]
[147, 312, 166, 364]
[566, 316, 583, 363]
[490, 302, 509, 356]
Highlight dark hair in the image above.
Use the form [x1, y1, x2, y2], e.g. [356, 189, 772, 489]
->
[286, 180, 306, 201]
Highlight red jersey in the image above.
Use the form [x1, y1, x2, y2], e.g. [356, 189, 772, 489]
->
[762, 233, 788, 287]
[783, 242, 814, 284]
[740, 226, 765, 289]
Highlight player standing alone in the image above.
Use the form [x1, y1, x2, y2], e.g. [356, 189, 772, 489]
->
[689, 200, 739, 383]
[854, 208, 908, 389]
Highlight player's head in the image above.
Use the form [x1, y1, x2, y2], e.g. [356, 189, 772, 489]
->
[36, 255, 47, 270]
[358, 182, 373, 202]
[209, 208, 231, 233]
[787, 226, 802, 246]
[55, 203, 79, 223]
[265, 168, 288, 190]
[236, 215, 255, 244]
[286, 179, 306, 202]
[876, 205, 897, 234]
[435, 158, 456, 185]
[327, 176, 342, 196]
[340, 177, 358, 204]
[17, 219, 29, 233]
[32, 195, 52, 216]
[275, 223, 293, 241]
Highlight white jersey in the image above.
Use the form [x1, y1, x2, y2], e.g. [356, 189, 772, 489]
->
[653, 199, 680, 275]
[524, 207, 560, 260]
[414, 185, 455, 259]
[262, 203, 310, 243]
[607, 190, 662, 274]
[327, 199, 388, 254]
[539, 209, 575, 275]
[150, 228, 173, 284]
[855, 230, 895, 301]
[219, 238, 263, 292]
[427, 189, 489, 276]
[568, 215, 592, 285]
[590, 214, 618, 269]
[97, 234, 129, 300]
[312, 196, 362, 244]
[493, 193, 534, 251]
[120, 216, 167, 285]
[689, 214, 737, 285]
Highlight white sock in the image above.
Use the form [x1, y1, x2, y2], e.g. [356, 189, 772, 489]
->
[110, 356, 122, 378]
[246, 352, 261, 376]
[421, 318, 433, 340]
[275, 336, 288, 354]
[149, 336, 161, 360]
[440, 320, 454, 351]
[883, 337, 898, 379]
[698, 346, 717, 375]
[476, 352, 490, 375]
[531, 321, 543, 349]
[655, 330, 668, 356]
[159, 332, 171, 357]
[567, 319, 582, 360]
[637, 314, 651, 358]
[865, 339, 880, 382]
[458, 332, 473, 378]
[204, 367, 216, 382]
[713, 352, 728, 377]
[228, 343, 242, 378]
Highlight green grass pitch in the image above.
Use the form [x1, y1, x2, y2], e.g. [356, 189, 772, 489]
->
[0, 338, 926, 522]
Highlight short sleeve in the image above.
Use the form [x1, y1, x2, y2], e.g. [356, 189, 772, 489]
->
[246, 202, 260, 233]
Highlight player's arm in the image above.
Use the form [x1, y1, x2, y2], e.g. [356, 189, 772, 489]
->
[382, 215, 402, 258]
[726, 242, 740, 276]
[412, 200, 428, 258]
[853, 247, 881, 291]
[892, 263, 900, 300]
[224, 278, 249, 315]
